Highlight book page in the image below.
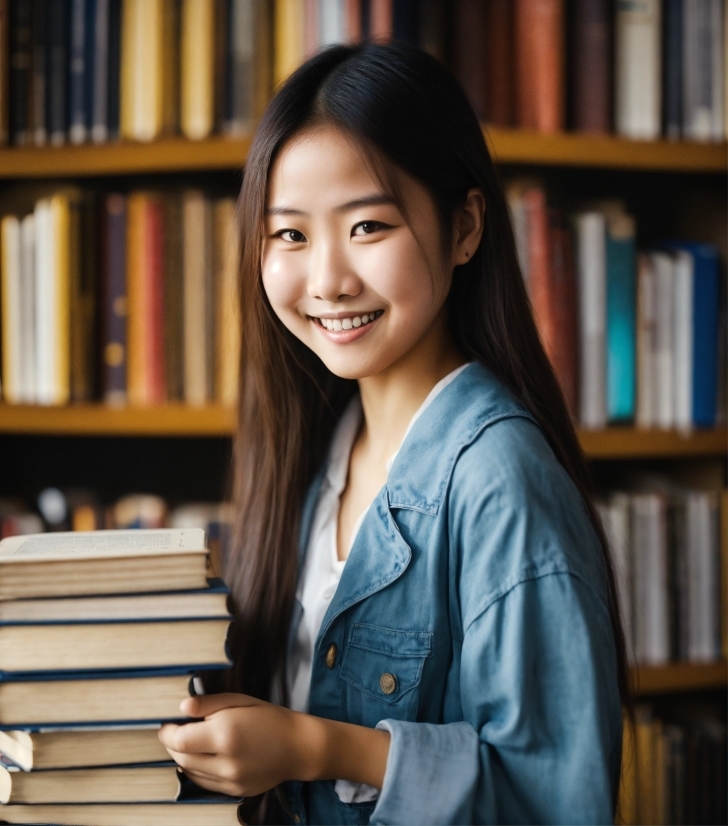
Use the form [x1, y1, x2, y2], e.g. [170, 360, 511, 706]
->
[0, 529, 206, 563]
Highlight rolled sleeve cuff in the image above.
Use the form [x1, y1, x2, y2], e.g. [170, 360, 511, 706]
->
[370, 719, 480, 825]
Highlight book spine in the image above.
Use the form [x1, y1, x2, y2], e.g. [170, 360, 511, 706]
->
[418, 0, 446, 61]
[69, 0, 87, 144]
[651, 252, 674, 429]
[274, 0, 305, 86]
[575, 212, 606, 429]
[615, 0, 662, 139]
[548, 213, 577, 419]
[46, 0, 69, 145]
[213, 0, 227, 133]
[392, 0, 418, 43]
[690, 245, 720, 427]
[91, 0, 109, 143]
[319, 0, 347, 46]
[671, 251, 693, 432]
[19, 213, 36, 403]
[605, 213, 636, 423]
[663, 0, 682, 139]
[369, 0, 391, 39]
[163, 194, 184, 401]
[485, 0, 514, 127]
[1, 215, 21, 403]
[515, 0, 564, 133]
[146, 195, 167, 405]
[9, 0, 32, 145]
[224, 0, 254, 135]
[180, 0, 215, 140]
[571, 0, 610, 133]
[105, 0, 121, 139]
[102, 194, 127, 405]
[126, 193, 148, 406]
[0, 0, 8, 145]
[451, 0, 487, 121]
[161, 0, 181, 137]
[50, 194, 71, 406]
[183, 190, 208, 406]
[636, 254, 657, 429]
[346, 0, 361, 40]
[304, 0, 318, 55]
[31, 0, 47, 145]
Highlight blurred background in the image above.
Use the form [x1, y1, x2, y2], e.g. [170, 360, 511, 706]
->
[0, 1, 725, 823]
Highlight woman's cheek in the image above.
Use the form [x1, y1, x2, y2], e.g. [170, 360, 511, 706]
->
[262, 254, 307, 319]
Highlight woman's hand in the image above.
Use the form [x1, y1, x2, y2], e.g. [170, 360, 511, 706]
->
[158, 693, 390, 797]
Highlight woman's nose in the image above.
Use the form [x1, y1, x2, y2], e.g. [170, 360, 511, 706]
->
[306, 241, 362, 302]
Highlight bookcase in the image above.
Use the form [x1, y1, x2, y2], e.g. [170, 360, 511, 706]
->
[0, 0, 726, 822]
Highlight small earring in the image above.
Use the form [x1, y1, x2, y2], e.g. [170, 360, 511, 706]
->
[465, 251, 470, 257]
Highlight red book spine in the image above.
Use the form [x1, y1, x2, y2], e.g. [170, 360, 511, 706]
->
[485, 0, 514, 126]
[369, 0, 392, 40]
[146, 197, 167, 405]
[346, 0, 361, 41]
[523, 188, 553, 354]
[515, 0, 564, 132]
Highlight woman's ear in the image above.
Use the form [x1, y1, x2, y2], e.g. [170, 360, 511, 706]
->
[452, 188, 486, 267]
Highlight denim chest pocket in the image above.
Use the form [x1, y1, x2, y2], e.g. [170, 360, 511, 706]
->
[339, 623, 432, 728]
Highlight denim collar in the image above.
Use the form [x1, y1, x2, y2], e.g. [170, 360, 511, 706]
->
[385, 362, 536, 515]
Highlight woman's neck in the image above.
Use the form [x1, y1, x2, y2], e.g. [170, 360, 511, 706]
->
[356, 311, 466, 465]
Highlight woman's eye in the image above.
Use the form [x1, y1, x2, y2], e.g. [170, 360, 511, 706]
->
[352, 221, 386, 237]
[275, 229, 307, 243]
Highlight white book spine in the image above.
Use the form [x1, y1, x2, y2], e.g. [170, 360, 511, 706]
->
[651, 252, 674, 429]
[576, 212, 607, 429]
[639, 493, 670, 665]
[319, 0, 346, 46]
[604, 494, 635, 663]
[19, 214, 36, 404]
[1, 216, 22, 403]
[34, 199, 53, 405]
[672, 251, 694, 433]
[636, 254, 657, 428]
[615, 0, 662, 139]
[686, 491, 721, 661]
[92, 0, 111, 144]
[507, 189, 530, 288]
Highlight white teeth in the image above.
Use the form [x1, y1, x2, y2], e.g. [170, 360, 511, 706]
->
[316, 310, 381, 331]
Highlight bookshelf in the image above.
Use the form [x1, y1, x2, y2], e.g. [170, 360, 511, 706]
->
[0, 403, 726, 455]
[0, 131, 723, 179]
[632, 662, 728, 696]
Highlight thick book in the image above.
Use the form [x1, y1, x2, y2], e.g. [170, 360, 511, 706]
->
[1, 726, 168, 771]
[0, 668, 197, 728]
[663, 0, 682, 138]
[0, 615, 230, 674]
[30, 0, 47, 145]
[571, 0, 610, 133]
[605, 212, 636, 423]
[69, 0, 91, 144]
[180, 0, 215, 140]
[515, 0, 564, 133]
[91, 0, 111, 143]
[0, 528, 208, 600]
[0, 800, 244, 825]
[636, 254, 657, 429]
[162, 192, 184, 401]
[9, 0, 32, 145]
[574, 211, 607, 429]
[5, 763, 183, 804]
[101, 193, 127, 404]
[46, 0, 70, 145]
[485, 0, 514, 127]
[106, 0, 121, 139]
[666, 242, 721, 428]
[451, 0, 487, 121]
[120, 0, 164, 141]
[274, 0, 305, 86]
[650, 251, 674, 430]
[615, 0, 661, 139]
[0, 215, 21, 404]
[683, 0, 724, 141]
[224, 0, 256, 135]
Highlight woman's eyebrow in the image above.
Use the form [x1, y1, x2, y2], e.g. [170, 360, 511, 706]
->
[265, 194, 395, 217]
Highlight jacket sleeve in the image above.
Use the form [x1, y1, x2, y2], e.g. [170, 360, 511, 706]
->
[370, 419, 623, 826]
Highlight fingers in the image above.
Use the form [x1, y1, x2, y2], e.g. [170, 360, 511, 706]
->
[182, 692, 259, 719]
[181, 768, 243, 798]
[158, 719, 218, 755]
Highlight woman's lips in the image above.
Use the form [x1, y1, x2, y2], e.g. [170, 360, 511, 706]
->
[309, 310, 383, 343]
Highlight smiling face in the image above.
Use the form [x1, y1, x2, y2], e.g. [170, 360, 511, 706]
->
[261, 125, 458, 381]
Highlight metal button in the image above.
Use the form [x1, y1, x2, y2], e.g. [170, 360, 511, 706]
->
[379, 672, 397, 695]
[325, 643, 337, 669]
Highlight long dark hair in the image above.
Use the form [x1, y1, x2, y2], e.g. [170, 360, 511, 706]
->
[221, 41, 630, 725]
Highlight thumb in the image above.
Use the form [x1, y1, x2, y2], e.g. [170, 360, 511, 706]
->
[181, 692, 259, 718]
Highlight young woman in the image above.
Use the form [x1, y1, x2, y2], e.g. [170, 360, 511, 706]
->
[159, 41, 628, 825]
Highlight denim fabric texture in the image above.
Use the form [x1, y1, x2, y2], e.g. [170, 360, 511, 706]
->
[280, 362, 622, 825]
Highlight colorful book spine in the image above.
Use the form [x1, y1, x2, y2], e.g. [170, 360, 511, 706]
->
[606, 213, 636, 422]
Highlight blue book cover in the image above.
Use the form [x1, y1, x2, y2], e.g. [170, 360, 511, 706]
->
[606, 215, 637, 422]
[667, 242, 721, 427]
[69, 0, 96, 143]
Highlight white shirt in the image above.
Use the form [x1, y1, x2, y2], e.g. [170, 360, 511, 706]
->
[287, 363, 471, 802]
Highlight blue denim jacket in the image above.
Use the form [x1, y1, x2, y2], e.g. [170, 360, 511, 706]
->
[281, 363, 622, 825]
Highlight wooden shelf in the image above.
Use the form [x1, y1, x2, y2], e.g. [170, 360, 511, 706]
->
[0, 131, 723, 178]
[578, 427, 727, 459]
[632, 662, 728, 695]
[0, 404, 726, 456]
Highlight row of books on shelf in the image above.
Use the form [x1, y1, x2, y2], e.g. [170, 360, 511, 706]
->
[0, 528, 243, 825]
[507, 183, 725, 431]
[3, 0, 726, 150]
[619, 702, 727, 826]
[0, 188, 240, 407]
[599, 484, 727, 667]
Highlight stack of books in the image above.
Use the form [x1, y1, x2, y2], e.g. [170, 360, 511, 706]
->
[0, 528, 243, 825]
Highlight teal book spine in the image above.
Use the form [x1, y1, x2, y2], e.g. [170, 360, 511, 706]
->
[606, 215, 636, 422]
